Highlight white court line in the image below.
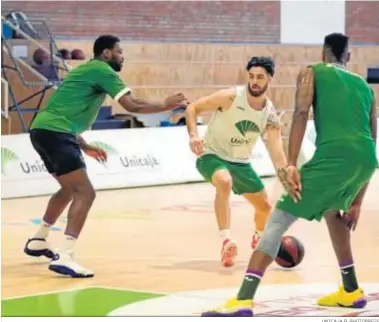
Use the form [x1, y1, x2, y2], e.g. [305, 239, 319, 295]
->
[90, 285, 167, 296]
[2, 285, 167, 301]
[2, 286, 92, 301]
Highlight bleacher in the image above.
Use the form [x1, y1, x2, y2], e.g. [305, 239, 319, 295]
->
[1, 11, 379, 137]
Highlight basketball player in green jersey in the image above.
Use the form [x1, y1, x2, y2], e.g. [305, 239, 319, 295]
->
[202, 33, 377, 316]
[186, 57, 293, 268]
[25, 35, 186, 278]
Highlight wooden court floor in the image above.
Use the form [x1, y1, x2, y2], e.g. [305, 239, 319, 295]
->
[2, 172, 379, 300]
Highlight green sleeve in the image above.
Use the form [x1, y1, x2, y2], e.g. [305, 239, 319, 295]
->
[95, 65, 132, 101]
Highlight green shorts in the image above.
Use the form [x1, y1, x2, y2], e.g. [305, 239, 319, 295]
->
[276, 151, 377, 221]
[196, 154, 264, 195]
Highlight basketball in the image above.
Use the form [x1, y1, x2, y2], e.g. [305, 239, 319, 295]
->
[71, 48, 86, 60]
[32, 48, 49, 65]
[275, 235, 305, 268]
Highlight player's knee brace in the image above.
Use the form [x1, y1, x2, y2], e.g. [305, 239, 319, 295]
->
[255, 209, 298, 259]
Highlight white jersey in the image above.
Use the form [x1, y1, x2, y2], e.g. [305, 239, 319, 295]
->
[201, 85, 280, 163]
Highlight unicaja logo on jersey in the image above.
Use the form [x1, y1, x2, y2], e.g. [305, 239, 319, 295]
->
[231, 120, 260, 146]
[89, 141, 118, 155]
[1, 147, 19, 175]
[235, 120, 260, 136]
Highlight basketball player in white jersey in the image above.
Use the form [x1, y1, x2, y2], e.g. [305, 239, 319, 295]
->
[186, 57, 290, 267]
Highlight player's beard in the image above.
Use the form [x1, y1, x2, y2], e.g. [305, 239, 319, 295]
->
[108, 59, 122, 72]
[248, 83, 268, 97]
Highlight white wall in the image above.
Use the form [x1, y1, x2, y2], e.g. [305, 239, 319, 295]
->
[280, 0, 346, 45]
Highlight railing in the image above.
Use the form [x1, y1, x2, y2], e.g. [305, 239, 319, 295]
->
[1, 78, 9, 119]
[1, 16, 71, 132]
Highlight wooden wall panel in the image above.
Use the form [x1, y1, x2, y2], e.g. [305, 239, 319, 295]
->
[57, 41, 379, 64]
[66, 60, 371, 87]
[5, 39, 376, 133]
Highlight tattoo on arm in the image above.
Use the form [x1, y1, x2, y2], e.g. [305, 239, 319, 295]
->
[266, 108, 281, 130]
[294, 68, 314, 116]
[216, 92, 235, 111]
[277, 167, 290, 191]
[266, 120, 281, 130]
[288, 67, 314, 166]
[277, 167, 286, 181]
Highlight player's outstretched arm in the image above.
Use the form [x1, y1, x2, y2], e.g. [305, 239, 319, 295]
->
[185, 88, 235, 138]
[264, 111, 287, 171]
[264, 110, 302, 200]
[118, 92, 187, 114]
[97, 66, 187, 114]
[288, 67, 314, 166]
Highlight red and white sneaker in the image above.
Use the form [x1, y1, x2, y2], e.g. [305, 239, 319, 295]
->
[221, 239, 238, 267]
[251, 232, 261, 249]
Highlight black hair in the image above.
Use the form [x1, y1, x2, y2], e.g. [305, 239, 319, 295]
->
[93, 35, 120, 57]
[324, 33, 349, 62]
[246, 56, 275, 76]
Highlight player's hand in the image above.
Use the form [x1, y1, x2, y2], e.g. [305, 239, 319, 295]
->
[189, 135, 204, 156]
[283, 166, 302, 203]
[342, 204, 361, 231]
[164, 92, 188, 109]
[83, 145, 108, 163]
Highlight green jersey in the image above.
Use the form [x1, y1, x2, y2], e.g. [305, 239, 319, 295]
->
[311, 62, 376, 157]
[31, 59, 130, 134]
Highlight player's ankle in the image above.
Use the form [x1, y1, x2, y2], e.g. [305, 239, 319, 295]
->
[237, 269, 264, 300]
[339, 260, 359, 292]
[220, 229, 231, 241]
[62, 234, 77, 253]
[34, 220, 51, 239]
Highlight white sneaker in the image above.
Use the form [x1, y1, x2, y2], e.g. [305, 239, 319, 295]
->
[49, 252, 94, 278]
[221, 239, 238, 268]
[24, 238, 56, 259]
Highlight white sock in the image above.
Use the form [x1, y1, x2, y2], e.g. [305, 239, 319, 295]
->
[34, 220, 51, 239]
[220, 229, 231, 241]
[61, 235, 77, 255]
